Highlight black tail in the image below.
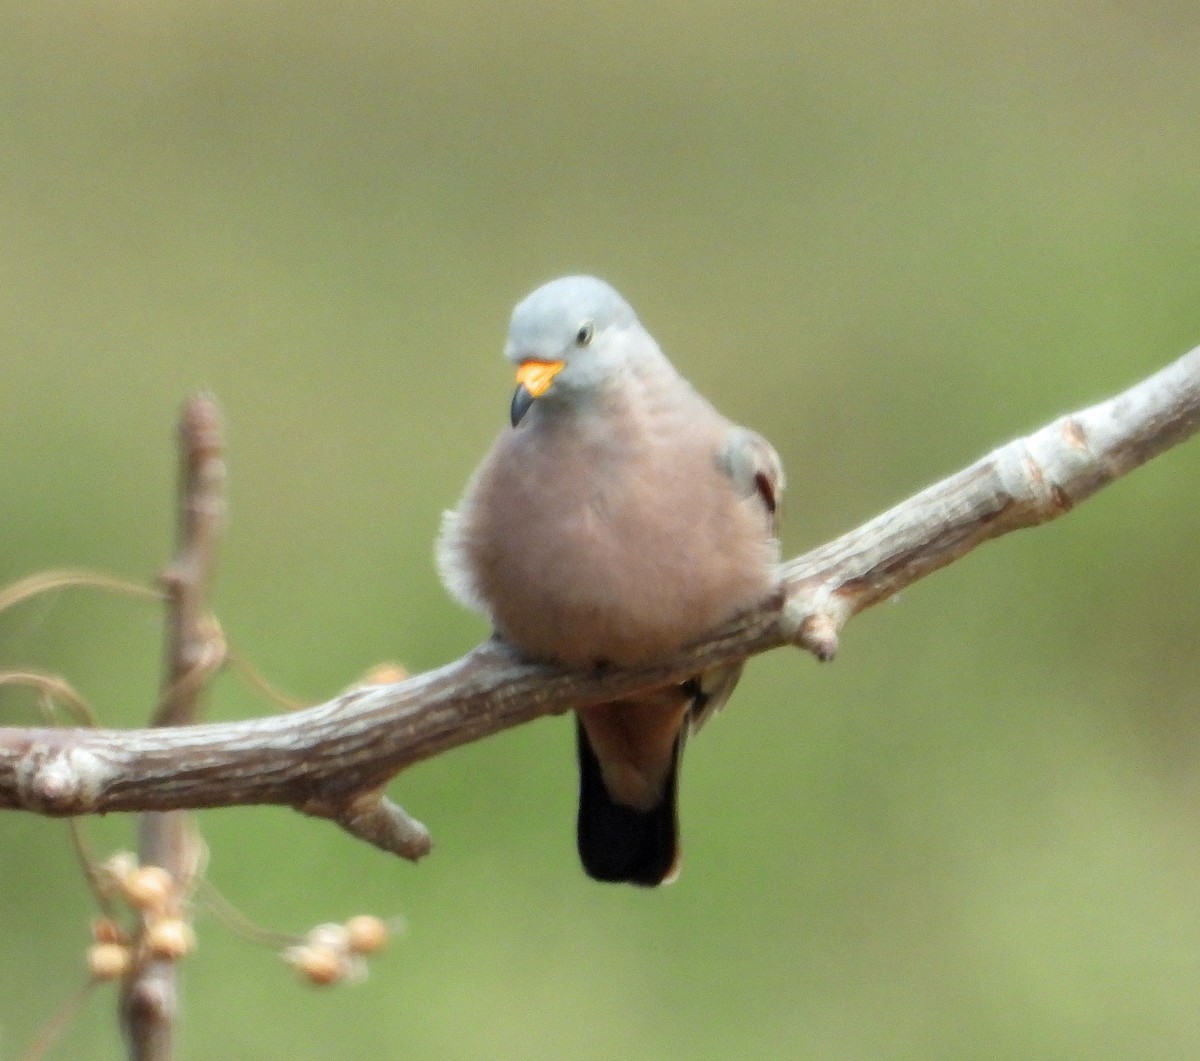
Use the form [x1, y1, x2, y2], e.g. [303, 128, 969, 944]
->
[575, 718, 681, 887]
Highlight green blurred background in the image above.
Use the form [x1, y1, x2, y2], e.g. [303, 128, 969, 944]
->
[2, 2, 1199, 1058]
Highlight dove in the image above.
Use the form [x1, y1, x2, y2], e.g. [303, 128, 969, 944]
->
[438, 276, 783, 885]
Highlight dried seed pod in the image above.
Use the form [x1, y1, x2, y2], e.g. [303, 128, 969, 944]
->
[103, 851, 138, 885]
[144, 917, 196, 960]
[88, 942, 132, 981]
[344, 915, 389, 955]
[285, 943, 348, 986]
[123, 865, 175, 912]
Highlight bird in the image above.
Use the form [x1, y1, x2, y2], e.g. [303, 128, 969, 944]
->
[437, 276, 784, 886]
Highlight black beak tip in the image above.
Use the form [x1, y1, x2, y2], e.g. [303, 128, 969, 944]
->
[510, 384, 535, 427]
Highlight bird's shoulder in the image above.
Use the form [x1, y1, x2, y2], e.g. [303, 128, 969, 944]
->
[714, 424, 785, 527]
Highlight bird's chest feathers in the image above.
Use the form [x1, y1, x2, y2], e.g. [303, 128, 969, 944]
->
[506, 414, 676, 576]
[477, 404, 740, 665]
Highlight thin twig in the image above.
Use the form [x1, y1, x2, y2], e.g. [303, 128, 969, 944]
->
[152, 395, 227, 729]
[194, 878, 296, 948]
[20, 979, 97, 1061]
[224, 646, 309, 712]
[66, 819, 120, 921]
[0, 673, 99, 727]
[0, 570, 161, 615]
[120, 395, 226, 1061]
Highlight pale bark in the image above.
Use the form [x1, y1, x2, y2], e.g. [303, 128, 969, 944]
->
[0, 346, 1197, 864]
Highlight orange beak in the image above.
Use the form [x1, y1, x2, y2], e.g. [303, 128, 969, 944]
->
[515, 359, 565, 398]
[511, 359, 565, 425]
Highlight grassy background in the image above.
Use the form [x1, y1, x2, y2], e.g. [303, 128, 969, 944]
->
[2, 2, 1200, 1058]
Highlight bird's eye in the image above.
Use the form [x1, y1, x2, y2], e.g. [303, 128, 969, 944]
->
[575, 321, 594, 346]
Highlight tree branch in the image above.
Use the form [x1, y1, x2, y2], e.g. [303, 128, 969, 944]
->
[120, 395, 225, 1061]
[1, 347, 1197, 860]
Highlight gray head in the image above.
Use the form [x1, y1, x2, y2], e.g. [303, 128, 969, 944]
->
[505, 276, 648, 425]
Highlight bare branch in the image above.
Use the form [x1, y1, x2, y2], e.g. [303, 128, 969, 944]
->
[121, 394, 226, 1061]
[0, 347, 1197, 859]
[153, 393, 227, 728]
[780, 345, 1200, 635]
